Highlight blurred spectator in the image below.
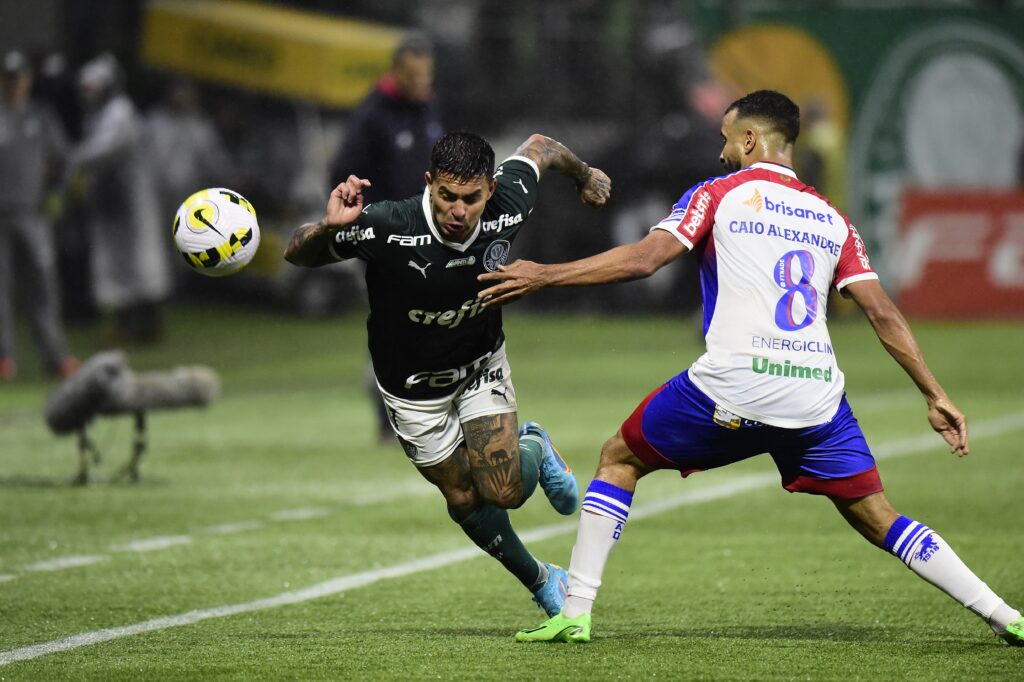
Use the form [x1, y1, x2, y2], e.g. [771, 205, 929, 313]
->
[796, 99, 846, 207]
[328, 32, 443, 201]
[145, 78, 237, 281]
[33, 50, 94, 323]
[33, 52, 81, 139]
[329, 32, 443, 443]
[597, 11, 732, 313]
[68, 53, 171, 344]
[0, 50, 79, 380]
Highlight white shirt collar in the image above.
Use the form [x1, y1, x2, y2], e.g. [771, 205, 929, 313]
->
[751, 161, 798, 179]
[420, 187, 481, 253]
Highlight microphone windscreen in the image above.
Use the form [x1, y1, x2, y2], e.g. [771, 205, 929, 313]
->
[101, 367, 220, 413]
[44, 351, 129, 433]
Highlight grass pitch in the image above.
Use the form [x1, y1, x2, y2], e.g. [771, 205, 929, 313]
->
[0, 303, 1022, 679]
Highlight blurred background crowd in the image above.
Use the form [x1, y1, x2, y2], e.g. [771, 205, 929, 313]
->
[1, 0, 1023, 380]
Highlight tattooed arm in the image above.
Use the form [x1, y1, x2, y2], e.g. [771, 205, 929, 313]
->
[284, 175, 370, 267]
[515, 134, 611, 207]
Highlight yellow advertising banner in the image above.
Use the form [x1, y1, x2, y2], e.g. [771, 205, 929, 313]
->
[141, 0, 403, 107]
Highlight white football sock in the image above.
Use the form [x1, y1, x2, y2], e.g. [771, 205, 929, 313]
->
[562, 480, 633, 618]
[886, 516, 1019, 634]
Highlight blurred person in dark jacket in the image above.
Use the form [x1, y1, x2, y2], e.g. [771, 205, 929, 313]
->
[68, 53, 171, 344]
[0, 50, 78, 380]
[329, 33, 443, 442]
[328, 32, 443, 203]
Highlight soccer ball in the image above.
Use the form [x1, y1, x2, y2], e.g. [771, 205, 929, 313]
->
[173, 188, 260, 277]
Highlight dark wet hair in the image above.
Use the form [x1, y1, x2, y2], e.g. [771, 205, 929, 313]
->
[726, 90, 801, 144]
[429, 131, 495, 182]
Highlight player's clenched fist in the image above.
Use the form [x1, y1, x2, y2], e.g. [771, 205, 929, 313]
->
[578, 167, 611, 207]
[325, 175, 372, 227]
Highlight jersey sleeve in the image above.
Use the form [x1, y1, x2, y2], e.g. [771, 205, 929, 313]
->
[650, 181, 716, 250]
[833, 223, 878, 291]
[326, 203, 385, 262]
[491, 156, 540, 217]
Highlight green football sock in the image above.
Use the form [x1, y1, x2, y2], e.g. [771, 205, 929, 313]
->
[456, 504, 542, 589]
[516, 433, 542, 506]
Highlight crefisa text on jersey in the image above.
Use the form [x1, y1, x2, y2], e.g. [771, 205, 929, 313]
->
[334, 225, 376, 244]
[481, 212, 523, 233]
[408, 297, 485, 329]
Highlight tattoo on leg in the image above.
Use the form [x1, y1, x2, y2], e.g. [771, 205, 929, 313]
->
[415, 445, 477, 519]
[463, 413, 522, 507]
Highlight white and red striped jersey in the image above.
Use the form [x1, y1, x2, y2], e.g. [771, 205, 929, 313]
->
[653, 162, 877, 428]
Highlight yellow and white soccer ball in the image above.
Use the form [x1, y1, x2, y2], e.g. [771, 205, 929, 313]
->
[173, 188, 260, 277]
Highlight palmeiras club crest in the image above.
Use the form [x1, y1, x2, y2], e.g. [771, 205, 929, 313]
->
[483, 239, 511, 272]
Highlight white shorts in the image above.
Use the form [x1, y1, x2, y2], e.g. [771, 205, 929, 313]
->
[378, 344, 517, 467]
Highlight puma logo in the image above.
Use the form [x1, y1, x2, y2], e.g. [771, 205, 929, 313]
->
[408, 260, 431, 278]
[513, 178, 529, 194]
[491, 387, 510, 403]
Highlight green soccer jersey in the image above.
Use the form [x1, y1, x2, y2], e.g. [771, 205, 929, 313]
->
[329, 156, 540, 400]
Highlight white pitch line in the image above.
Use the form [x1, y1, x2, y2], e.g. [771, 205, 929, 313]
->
[111, 536, 193, 553]
[200, 521, 265, 535]
[21, 555, 107, 572]
[0, 574, 16, 582]
[3, 409, 1023, 667]
[1, 489, 431, 582]
[269, 507, 330, 522]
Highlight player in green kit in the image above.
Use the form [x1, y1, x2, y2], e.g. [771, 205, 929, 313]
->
[285, 131, 611, 615]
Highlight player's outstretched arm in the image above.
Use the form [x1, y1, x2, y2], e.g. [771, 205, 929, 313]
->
[478, 229, 685, 308]
[284, 175, 371, 267]
[515, 134, 611, 207]
[844, 278, 969, 456]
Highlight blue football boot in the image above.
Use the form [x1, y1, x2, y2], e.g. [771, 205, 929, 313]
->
[531, 563, 569, 617]
[520, 421, 579, 515]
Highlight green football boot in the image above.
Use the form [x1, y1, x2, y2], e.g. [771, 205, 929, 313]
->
[1002, 618, 1024, 646]
[515, 611, 591, 643]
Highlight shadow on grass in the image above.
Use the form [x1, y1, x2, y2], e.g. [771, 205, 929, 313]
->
[0, 474, 75, 488]
[392, 622, 902, 643]
[424, 623, 1004, 651]
[626, 623, 904, 642]
[603, 624, 1003, 651]
[0, 473, 173, 488]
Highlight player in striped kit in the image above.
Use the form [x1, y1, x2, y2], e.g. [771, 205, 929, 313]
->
[479, 90, 1023, 645]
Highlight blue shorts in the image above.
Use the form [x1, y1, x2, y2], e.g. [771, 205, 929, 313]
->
[620, 371, 883, 499]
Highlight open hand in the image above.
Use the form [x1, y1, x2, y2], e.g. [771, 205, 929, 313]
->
[477, 259, 549, 309]
[927, 396, 969, 456]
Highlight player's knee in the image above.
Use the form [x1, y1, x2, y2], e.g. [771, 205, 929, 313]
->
[599, 432, 628, 462]
[595, 430, 649, 485]
[443, 485, 479, 519]
[598, 431, 642, 469]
